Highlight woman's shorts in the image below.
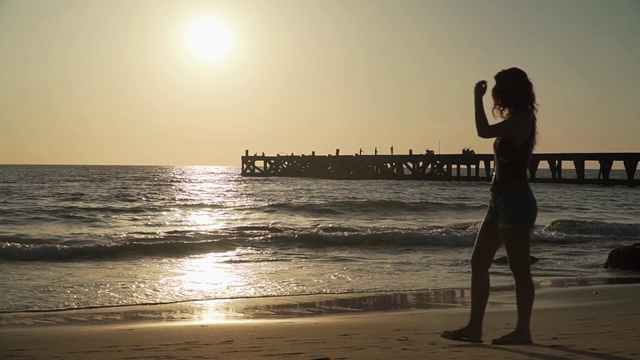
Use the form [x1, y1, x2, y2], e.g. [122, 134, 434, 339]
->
[486, 180, 537, 227]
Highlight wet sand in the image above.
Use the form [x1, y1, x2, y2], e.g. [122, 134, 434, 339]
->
[2, 283, 640, 359]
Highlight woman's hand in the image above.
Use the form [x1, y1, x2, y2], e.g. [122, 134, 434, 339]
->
[474, 80, 487, 98]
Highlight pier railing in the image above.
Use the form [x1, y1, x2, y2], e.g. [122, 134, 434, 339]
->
[241, 151, 640, 186]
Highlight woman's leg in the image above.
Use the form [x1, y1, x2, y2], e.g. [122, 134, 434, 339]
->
[497, 225, 535, 342]
[465, 217, 504, 337]
[445, 217, 503, 341]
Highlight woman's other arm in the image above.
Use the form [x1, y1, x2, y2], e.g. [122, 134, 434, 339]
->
[474, 80, 534, 141]
[474, 81, 491, 138]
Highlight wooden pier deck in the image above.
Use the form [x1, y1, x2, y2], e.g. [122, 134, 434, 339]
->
[241, 151, 640, 186]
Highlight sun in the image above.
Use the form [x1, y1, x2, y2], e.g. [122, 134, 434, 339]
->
[185, 16, 233, 62]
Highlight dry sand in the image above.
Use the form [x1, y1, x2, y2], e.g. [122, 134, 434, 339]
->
[2, 283, 640, 359]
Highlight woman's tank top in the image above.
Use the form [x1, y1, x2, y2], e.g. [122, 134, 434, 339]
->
[493, 129, 534, 185]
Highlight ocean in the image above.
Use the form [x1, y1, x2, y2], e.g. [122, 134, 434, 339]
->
[1, 165, 639, 322]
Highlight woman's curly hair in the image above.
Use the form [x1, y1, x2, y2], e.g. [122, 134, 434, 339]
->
[491, 68, 538, 119]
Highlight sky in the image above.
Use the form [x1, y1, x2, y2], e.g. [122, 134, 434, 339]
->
[1, 0, 639, 166]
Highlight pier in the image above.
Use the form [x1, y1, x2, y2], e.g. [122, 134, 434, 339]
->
[241, 151, 640, 186]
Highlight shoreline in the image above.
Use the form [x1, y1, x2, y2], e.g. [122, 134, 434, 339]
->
[2, 276, 639, 328]
[2, 283, 640, 359]
[3, 276, 640, 327]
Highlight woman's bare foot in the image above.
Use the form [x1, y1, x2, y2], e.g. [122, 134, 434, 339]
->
[440, 326, 483, 343]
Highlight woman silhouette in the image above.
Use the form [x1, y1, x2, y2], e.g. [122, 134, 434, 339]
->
[442, 68, 538, 345]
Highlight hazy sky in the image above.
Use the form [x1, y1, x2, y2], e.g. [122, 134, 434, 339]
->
[1, 0, 639, 166]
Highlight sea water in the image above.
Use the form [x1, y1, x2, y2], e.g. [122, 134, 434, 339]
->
[1, 165, 639, 317]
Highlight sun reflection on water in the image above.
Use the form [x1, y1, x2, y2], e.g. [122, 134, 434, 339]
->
[164, 166, 247, 231]
[171, 252, 239, 296]
[183, 209, 227, 230]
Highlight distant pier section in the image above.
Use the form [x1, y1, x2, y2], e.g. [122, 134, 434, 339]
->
[241, 150, 640, 186]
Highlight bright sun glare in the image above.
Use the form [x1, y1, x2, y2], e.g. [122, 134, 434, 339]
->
[186, 16, 233, 61]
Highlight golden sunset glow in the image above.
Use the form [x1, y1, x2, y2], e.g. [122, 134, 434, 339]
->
[185, 16, 233, 61]
[1, 1, 638, 166]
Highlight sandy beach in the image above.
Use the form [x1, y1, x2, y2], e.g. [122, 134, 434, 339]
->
[2, 283, 640, 359]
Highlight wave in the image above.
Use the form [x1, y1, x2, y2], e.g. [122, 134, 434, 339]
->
[3, 202, 227, 216]
[264, 223, 482, 248]
[0, 240, 238, 262]
[2, 220, 637, 262]
[0, 224, 480, 261]
[258, 199, 485, 216]
[0, 202, 230, 227]
[539, 219, 640, 239]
